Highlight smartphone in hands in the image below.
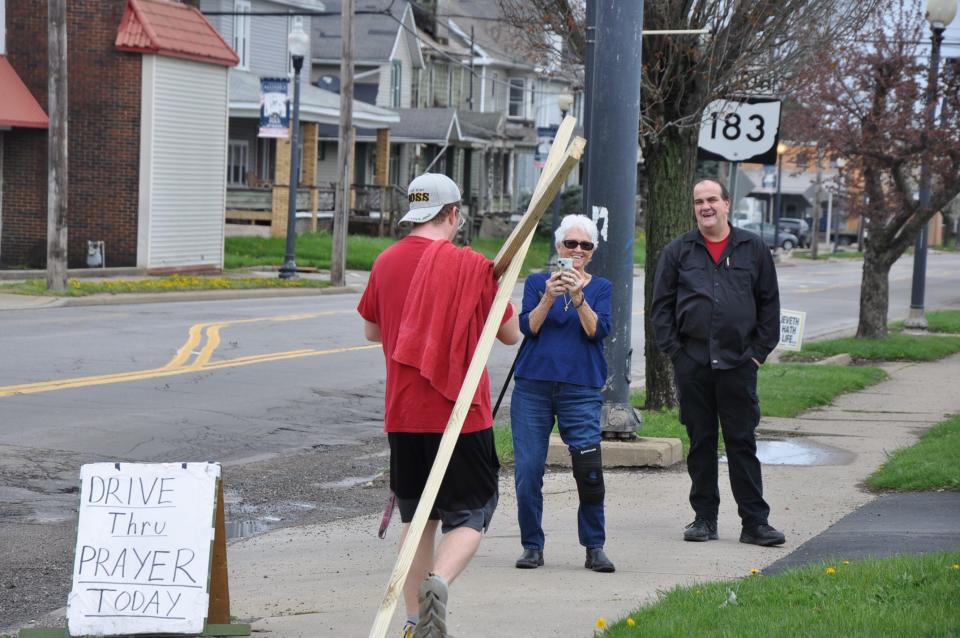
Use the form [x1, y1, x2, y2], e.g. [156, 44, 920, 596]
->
[557, 257, 574, 270]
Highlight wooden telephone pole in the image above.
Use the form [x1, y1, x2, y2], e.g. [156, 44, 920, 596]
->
[331, 0, 354, 287]
[47, 0, 68, 291]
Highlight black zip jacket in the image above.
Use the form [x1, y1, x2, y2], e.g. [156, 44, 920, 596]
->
[651, 225, 780, 369]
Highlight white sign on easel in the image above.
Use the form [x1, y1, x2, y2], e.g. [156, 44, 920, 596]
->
[67, 462, 220, 636]
[778, 309, 806, 351]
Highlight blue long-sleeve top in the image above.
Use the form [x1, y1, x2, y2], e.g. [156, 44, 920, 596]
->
[515, 272, 612, 388]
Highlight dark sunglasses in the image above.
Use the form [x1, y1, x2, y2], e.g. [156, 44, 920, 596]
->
[562, 240, 595, 251]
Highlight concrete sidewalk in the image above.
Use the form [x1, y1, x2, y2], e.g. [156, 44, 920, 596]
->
[220, 355, 960, 637]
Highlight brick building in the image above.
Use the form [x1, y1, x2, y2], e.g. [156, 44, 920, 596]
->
[0, 0, 237, 271]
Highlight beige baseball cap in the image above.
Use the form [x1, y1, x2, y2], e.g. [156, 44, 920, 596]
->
[399, 173, 462, 224]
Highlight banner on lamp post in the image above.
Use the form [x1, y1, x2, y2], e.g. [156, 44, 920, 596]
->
[259, 77, 290, 138]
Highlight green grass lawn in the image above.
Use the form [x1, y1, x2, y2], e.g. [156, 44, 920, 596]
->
[793, 250, 864, 260]
[0, 275, 329, 296]
[784, 333, 960, 362]
[469, 236, 551, 275]
[493, 364, 885, 462]
[225, 233, 394, 270]
[225, 231, 647, 274]
[889, 309, 960, 334]
[868, 414, 960, 491]
[600, 552, 960, 638]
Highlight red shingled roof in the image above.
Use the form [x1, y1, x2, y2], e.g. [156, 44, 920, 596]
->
[116, 0, 239, 67]
[0, 56, 49, 129]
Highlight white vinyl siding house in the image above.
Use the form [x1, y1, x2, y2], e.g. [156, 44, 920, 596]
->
[202, 0, 312, 82]
[137, 56, 230, 270]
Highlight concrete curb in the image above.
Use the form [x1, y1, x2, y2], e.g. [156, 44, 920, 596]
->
[815, 353, 853, 366]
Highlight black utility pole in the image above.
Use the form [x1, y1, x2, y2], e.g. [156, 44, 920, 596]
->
[580, 0, 597, 208]
[584, 0, 644, 439]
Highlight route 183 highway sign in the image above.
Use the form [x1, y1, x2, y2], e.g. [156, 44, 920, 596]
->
[697, 98, 782, 164]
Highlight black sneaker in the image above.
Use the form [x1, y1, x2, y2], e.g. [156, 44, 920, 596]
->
[585, 547, 615, 573]
[683, 517, 719, 542]
[740, 524, 786, 547]
[515, 548, 544, 569]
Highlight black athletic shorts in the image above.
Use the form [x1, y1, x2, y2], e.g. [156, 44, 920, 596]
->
[388, 428, 500, 532]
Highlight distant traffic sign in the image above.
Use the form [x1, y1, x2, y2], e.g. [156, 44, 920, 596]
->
[697, 98, 781, 164]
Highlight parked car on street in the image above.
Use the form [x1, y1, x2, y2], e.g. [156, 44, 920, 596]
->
[777, 218, 810, 248]
[741, 223, 800, 250]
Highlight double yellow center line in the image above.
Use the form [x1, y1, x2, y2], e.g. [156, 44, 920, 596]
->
[0, 312, 379, 398]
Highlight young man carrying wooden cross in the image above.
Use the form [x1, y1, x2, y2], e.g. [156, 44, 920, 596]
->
[358, 173, 521, 638]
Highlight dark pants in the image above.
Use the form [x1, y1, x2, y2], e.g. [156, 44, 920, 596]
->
[673, 352, 770, 529]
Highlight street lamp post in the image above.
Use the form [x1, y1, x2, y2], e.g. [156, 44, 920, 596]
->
[906, 0, 957, 328]
[547, 92, 575, 267]
[279, 18, 310, 280]
[774, 142, 787, 254]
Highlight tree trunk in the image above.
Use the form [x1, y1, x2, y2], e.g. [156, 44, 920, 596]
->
[643, 128, 698, 410]
[856, 245, 892, 338]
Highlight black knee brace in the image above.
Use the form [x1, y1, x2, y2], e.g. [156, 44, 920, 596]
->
[571, 445, 604, 505]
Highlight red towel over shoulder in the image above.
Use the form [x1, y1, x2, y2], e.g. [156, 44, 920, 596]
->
[392, 239, 497, 406]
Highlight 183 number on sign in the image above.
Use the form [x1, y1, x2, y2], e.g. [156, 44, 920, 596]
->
[697, 99, 781, 163]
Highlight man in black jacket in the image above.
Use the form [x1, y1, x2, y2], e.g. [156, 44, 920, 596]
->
[651, 179, 786, 547]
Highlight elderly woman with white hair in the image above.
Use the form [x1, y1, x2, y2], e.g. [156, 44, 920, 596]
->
[510, 214, 615, 573]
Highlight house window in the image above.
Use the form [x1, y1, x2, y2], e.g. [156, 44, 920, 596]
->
[390, 60, 402, 108]
[257, 138, 274, 184]
[508, 77, 525, 118]
[434, 62, 448, 106]
[233, 0, 251, 70]
[228, 140, 249, 186]
[411, 68, 420, 108]
[447, 64, 453, 106]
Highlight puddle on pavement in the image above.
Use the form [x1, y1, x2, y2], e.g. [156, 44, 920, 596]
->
[318, 472, 383, 490]
[721, 439, 852, 466]
[226, 516, 283, 540]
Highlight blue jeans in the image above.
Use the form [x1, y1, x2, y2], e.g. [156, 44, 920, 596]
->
[510, 378, 605, 550]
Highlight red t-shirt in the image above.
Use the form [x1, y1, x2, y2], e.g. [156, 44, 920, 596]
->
[357, 236, 513, 434]
[704, 233, 730, 264]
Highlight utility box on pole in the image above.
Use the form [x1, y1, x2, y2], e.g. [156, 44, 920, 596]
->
[583, 0, 644, 438]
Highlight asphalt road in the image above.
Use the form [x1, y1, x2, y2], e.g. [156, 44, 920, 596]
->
[2, 250, 960, 630]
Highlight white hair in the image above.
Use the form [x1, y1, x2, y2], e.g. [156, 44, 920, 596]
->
[554, 214, 599, 247]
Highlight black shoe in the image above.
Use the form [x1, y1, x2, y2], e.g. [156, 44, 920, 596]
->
[683, 517, 719, 542]
[585, 547, 615, 573]
[515, 548, 544, 569]
[740, 524, 786, 547]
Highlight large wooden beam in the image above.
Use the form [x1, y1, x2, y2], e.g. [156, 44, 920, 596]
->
[367, 120, 585, 638]
[493, 115, 579, 279]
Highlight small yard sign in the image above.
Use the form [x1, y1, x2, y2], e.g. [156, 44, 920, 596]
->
[779, 309, 806, 351]
[67, 462, 221, 636]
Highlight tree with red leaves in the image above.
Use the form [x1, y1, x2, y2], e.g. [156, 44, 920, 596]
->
[790, 0, 960, 338]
